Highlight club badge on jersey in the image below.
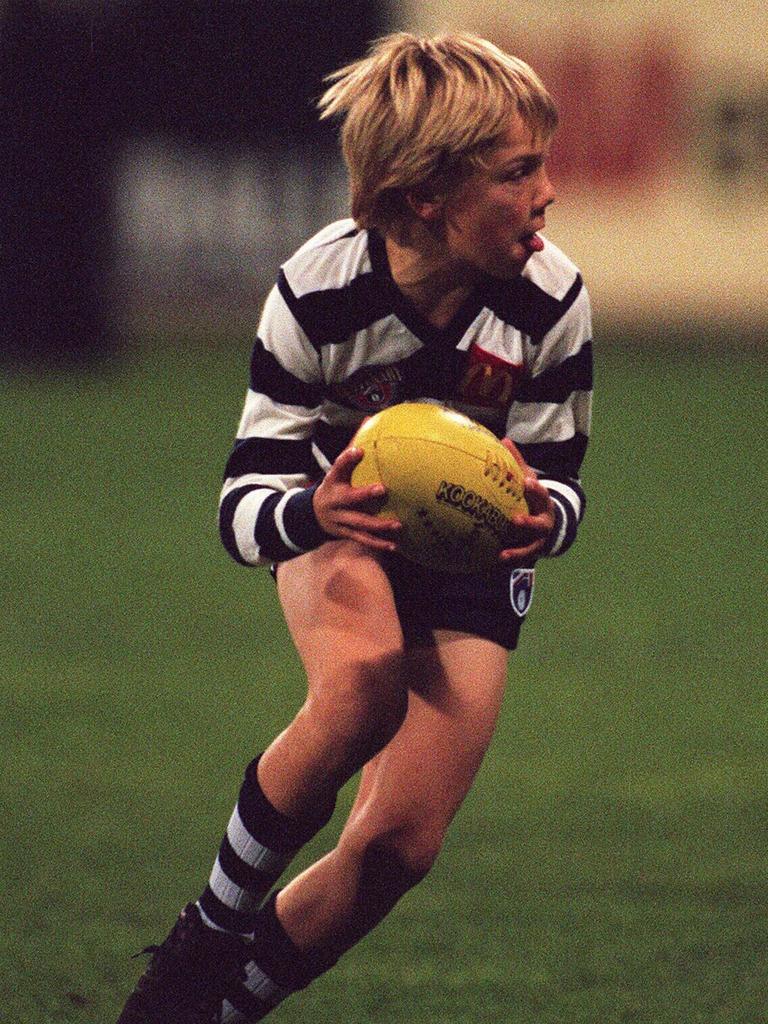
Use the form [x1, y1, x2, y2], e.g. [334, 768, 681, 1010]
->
[510, 568, 535, 618]
[331, 363, 405, 411]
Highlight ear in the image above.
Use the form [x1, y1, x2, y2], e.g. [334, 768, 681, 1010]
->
[405, 189, 444, 223]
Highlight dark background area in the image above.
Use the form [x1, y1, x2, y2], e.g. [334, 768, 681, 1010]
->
[2, 0, 381, 363]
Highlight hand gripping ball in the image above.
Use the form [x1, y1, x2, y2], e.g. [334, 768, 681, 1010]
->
[350, 402, 529, 574]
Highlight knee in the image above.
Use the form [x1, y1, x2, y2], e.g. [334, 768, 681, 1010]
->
[346, 823, 444, 899]
[307, 650, 408, 755]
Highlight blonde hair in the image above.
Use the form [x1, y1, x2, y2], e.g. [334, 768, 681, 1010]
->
[318, 31, 558, 231]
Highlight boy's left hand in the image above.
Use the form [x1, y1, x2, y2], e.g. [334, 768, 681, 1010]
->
[497, 438, 555, 566]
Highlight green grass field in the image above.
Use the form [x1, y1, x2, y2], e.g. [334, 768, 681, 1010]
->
[2, 338, 767, 1023]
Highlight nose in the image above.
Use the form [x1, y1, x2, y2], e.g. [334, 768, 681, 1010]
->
[537, 167, 556, 210]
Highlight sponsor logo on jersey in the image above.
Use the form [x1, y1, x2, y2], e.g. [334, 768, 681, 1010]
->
[435, 481, 508, 541]
[457, 344, 524, 411]
[331, 364, 404, 411]
[510, 568, 535, 617]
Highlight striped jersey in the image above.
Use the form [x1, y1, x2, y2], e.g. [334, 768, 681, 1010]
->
[219, 218, 593, 567]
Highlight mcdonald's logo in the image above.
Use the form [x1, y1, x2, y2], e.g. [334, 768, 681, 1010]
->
[457, 344, 524, 410]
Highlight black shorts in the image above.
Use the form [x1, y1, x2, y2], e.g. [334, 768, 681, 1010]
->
[272, 553, 535, 651]
[379, 553, 535, 651]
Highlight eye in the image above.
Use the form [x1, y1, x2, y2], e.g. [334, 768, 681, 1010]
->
[503, 168, 528, 183]
[499, 158, 543, 184]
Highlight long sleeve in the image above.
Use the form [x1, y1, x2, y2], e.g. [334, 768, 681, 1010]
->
[218, 284, 328, 567]
[508, 283, 593, 558]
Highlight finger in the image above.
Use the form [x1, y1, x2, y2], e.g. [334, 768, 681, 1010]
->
[523, 473, 548, 496]
[335, 527, 399, 553]
[321, 448, 386, 503]
[341, 481, 387, 505]
[510, 512, 553, 534]
[500, 437, 528, 471]
[523, 486, 554, 521]
[326, 445, 364, 484]
[498, 538, 545, 563]
[333, 510, 402, 534]
[523, 473, 546, 492]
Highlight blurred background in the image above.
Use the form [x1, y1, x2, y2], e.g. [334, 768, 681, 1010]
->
[3, 0, 767, 359]
[3, 3, 767, 1022]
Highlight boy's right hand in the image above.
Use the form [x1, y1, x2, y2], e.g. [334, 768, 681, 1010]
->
[313, 447, 402, 552]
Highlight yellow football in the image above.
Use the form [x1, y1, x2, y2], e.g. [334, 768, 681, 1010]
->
[350, 402, 529, 574]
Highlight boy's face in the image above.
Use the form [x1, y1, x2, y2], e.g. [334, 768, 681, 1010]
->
[439, 116, 556, 279]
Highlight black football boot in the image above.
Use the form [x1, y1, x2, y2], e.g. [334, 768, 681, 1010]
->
[116, 903, 251, 1024]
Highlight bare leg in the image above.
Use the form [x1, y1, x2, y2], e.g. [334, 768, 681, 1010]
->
[273, 630, 509, 957]
[258, 541, 409, 820]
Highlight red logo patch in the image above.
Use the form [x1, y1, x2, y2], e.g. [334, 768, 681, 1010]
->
[457, 345, 524, 410]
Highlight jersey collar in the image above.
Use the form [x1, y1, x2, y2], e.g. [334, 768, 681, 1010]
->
[367, 228, 486, 349]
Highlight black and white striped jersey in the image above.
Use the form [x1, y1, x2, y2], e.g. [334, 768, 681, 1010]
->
[219, 218, 592, 568]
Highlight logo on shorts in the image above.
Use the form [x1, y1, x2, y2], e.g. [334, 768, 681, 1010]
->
[510, 568, 535, 618]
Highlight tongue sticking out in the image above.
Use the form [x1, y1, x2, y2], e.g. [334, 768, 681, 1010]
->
[521, 232, 545, 254]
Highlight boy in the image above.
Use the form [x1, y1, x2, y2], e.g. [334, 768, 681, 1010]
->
[117, 30, 592, 1024]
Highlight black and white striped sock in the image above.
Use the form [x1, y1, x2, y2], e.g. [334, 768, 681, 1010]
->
[197, 756, 334, 936]
[219, 891, 338, 1023]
